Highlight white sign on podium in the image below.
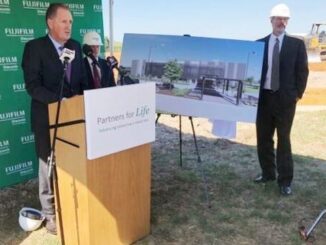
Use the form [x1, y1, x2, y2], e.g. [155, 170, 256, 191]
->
[84, 83, 156, 160]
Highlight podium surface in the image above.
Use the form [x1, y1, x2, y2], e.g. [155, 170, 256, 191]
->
[49, 95, 151, 245]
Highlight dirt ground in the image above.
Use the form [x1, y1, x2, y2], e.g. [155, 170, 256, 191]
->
[309, 62, 326, 72]
[299, 62, 326, 105]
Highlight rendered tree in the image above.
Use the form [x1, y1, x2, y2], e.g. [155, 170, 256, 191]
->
[246, 76, 254, 85]
[163, 60, 183, 89]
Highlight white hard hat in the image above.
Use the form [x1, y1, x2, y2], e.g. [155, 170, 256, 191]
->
[270, 3, 290, 18]
[19, 207, 45, 232]
[83, 31, 103, 46]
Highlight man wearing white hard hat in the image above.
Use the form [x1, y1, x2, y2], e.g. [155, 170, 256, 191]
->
[82, 31, 116, 89]
[254, 3, 309, 196]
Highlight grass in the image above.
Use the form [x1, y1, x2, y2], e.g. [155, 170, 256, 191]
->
[172, 88, 192, 96]
[137, 110, 326, 245]
[0, 110, 325, 244]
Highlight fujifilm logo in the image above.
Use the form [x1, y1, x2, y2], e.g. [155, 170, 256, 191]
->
[0, 56, 17, 63]
[0, 110, 26, 125]
[5, 28, 34, 36]
[5, 28, 34, 43]
[5, 160, 33, 176]
[93, 4, 102, 12]
[0, 56, 18, 71]
[80, 29, 101, 37]
[0, 0, 10, 14]
[21, 134, 35, 144]
[0, 140, 9, 147]
[67, 3, 84, 17]
[13, 83, 26, 92]
[22, 1, 50, 15]
[0, 0, 10, 5]
[0, 139, 10, 156]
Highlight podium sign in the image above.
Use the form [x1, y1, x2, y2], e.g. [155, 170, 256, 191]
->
[49, 93, 152, 244]
[84, 83, 156, 159]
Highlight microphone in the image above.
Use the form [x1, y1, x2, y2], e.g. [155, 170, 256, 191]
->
[106, 56, 120, 72]
[59, 48, 75, 67]
[82, 44, 99, 65]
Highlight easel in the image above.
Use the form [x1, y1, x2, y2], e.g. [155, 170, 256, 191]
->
[156, 113, 210, 207]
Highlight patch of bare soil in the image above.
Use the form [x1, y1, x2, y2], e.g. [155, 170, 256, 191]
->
[300, 71, 326, 105]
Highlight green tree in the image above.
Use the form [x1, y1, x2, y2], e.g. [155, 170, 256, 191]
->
[163, 60, 183, 89]
[245, 76, 254, 85]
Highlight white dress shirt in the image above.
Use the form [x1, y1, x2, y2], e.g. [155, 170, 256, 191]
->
[264, 33, 284, 89]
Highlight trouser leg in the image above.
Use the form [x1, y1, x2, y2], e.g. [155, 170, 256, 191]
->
[256, 93, 277, 179]
[34, 127, 55, 220]
[276, 102, 296, 186]
[38, 157, 55, 219]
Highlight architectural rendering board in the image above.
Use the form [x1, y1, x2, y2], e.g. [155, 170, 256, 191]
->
[120, 33, 264, 122]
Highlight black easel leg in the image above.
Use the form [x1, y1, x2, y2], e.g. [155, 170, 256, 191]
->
[179, 115, 182, 167]
[188, 117, 210, 208]
[155, 113, 161, 124]
[189, 116, 201, 163]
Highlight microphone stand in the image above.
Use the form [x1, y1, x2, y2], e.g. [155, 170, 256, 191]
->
[47, 58, 68, 244]
[117, 67, 125, 85]
[106, 57, 122, 85]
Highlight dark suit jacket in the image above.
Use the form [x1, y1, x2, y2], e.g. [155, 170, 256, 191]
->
[83, 57, 116, 89]
[258, 34, 309, 103]
[22, 35, 86, 159]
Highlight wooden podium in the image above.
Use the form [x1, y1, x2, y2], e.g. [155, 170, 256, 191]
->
[49, 95, 151, 245]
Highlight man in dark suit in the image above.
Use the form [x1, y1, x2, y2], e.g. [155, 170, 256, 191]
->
[254, 4, 309, 196]
[82, 31, 116, 89]
[21, 3, 86, 234]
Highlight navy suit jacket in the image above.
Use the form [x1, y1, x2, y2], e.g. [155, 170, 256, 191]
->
[83, 57, 116, 89]
[258, 34, 309, 104]
[22, 35, 86, 159]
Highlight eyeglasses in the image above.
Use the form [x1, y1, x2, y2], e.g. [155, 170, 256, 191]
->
[273, 17, 289, 22]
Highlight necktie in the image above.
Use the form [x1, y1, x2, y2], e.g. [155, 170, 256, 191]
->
[66, 63, 72, 83]
[271, 38, 280, 91]
[92, 61, 101, 88]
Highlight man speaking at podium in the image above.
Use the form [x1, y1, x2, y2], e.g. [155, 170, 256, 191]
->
[22, 3, 86, 235]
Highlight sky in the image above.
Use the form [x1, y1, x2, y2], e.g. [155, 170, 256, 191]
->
[101, 0, 326, 42]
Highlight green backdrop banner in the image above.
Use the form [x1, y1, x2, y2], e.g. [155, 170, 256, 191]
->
[0, 0, 104, 188]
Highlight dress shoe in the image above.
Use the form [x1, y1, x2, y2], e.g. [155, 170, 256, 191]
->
[280, 186, 292, 196]
[45, 217, 57, 235]
[254, 175, 275, 184]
